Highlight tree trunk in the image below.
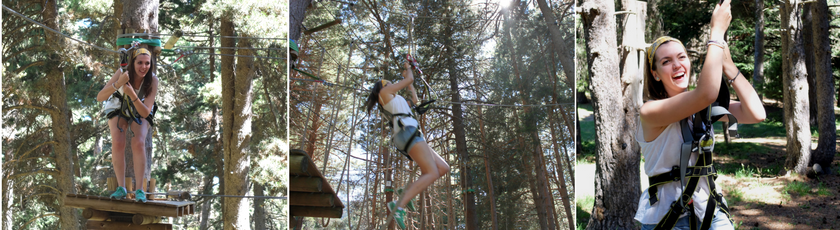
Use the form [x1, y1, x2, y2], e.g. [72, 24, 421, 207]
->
[200, 174, 213, 230]
[536, 0, 574, 89]
[475, 77, 499, 230]
[121, 0, 158, 190]
[221, 15, 254, 230]
[289, 0, 312, 41]
[809, 0, 836, 169]
[3, 150, 14, 230]
[753, 0, 765, 99]
[444, 10, 477, 230]
[802, 4, 818, 125]
[581, 0, 641, 228]
[781, 0, 812, 175]
[253, 182, 266, 230]
[43, 0, 81, 229]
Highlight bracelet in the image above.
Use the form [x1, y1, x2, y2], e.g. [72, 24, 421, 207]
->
[707, 42, 725, 50]
[729, 71, 740, 84]
[112, 83, 119, 91]
[708, 39, 728, 48]
[133, 97, 139, 102]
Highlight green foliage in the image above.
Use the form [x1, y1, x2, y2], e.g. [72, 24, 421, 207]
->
[657, 1, 714, 44]
[575, 195, 595, 230]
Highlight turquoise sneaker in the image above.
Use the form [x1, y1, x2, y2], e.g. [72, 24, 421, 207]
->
[393, 207, 407, 229]
[134, 189, 147, 202]
[387, 201, 406, 229]
[109, 186, 127, 199]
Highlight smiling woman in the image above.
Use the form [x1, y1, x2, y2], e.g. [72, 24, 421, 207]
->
[96, 47, 160, 203]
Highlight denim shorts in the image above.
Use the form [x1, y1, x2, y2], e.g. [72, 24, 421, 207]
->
[641, 209, 733, 230]
[392, 126, 424, 160]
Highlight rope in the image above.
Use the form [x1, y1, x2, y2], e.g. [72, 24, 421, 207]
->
[2, 5, 119, 54]
[291, 78, 574, 108]
[174, 46, 286, 51]
[189, 52, 286, 60]
[119, 33, 287, 40]
[193, 194, 287, 199]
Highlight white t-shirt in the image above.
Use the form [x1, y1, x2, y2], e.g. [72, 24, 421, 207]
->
[634, 118, 717, 224]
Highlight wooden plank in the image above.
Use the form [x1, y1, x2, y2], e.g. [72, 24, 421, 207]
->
[86, 220, 172, 230]
[289, 192, 334, 207]
[290, 206, 343, 218]
[65, 194, 194, 217]
[290, 177, 323, 192]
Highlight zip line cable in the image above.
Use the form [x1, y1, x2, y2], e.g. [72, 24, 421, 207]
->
[119, 33, 287, 40]
[3, 5, 119, 54]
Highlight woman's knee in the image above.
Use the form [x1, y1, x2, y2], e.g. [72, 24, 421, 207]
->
[438, 163, 450, 176]
[131, 137, 146, 150]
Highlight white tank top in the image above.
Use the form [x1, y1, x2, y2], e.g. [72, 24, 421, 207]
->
[634, 118, 715, 224]
[380, 95, 418, 132]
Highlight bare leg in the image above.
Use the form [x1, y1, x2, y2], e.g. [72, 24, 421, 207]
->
[129, 121, 149, 191]
[397, 141, 450, 208]
[108, 117, 128, 187]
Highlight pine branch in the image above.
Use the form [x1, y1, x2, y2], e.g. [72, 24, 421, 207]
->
[3, 104, 58, 115]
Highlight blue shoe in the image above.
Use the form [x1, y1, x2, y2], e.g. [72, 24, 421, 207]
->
[134, 189, 147, 202]
[109, 187, 127, 199]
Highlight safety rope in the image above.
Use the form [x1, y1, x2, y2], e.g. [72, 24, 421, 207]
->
[2, 5, 119, 54]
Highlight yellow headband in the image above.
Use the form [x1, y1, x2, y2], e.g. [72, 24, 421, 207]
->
[133, 48, 151, 58]
[381, 79, 387, 87]
[646, 36, 683, 65]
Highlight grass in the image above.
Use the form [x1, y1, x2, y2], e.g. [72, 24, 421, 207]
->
[576, 195, 594, 230]
[782, 180, 811, 196]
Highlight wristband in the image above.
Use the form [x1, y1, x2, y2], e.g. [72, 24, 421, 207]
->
[112, 83, 119, 91]
[729, 71, 740, 84]
[708, 39, 728, 48]
[707, 43, 725, 50]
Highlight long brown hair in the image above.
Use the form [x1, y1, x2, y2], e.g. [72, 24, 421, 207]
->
[127, 51, 155, 98]
[365, 80, 385, 114]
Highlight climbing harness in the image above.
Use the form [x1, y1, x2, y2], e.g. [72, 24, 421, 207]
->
[378, 103, 421, 161]
[648, 78, 738, 230]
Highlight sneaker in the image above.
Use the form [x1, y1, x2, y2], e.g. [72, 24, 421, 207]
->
[109, 187, 127, 199]
[393, 207, 407, 229]
[134, 189, 147, 202]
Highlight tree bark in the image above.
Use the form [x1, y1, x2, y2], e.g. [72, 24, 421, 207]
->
[289, 0, 312, 41]
[200, 174, 213, 230]
[780, 0, 812, 175]
[221, 15, 254, 230]
[802, 4, 817, 125]
[43, 0, 81, 229]
[121, 0, 157, 190]
[253, 182, 266, 230]
[3, 150, 15, 230]
[753, 0, 765, 98]
[581, 0, 641, 228]
[809, 0, 836, 169]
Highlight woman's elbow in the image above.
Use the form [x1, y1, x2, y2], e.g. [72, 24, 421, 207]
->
[753, 111, 766, 123]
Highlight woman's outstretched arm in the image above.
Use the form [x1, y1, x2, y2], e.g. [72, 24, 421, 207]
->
[723, 45, 765, 124]
[640, 0, 733, 128]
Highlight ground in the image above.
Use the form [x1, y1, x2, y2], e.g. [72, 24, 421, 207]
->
[576, 101, 840, 230]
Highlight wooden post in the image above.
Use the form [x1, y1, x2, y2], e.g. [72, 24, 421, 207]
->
[290, 177, 323, 193]
[107, 177, 117, 192]
[148, 178, 157, 199]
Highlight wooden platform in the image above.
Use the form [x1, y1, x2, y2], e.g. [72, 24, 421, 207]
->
[64, 194, 195, 217]
[289, 149, 344, 219]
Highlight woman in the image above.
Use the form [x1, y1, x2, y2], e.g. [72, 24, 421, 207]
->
[96, 48, 159, 202]
[365, 62, 450, 229]
[635, 0, 765, 229]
